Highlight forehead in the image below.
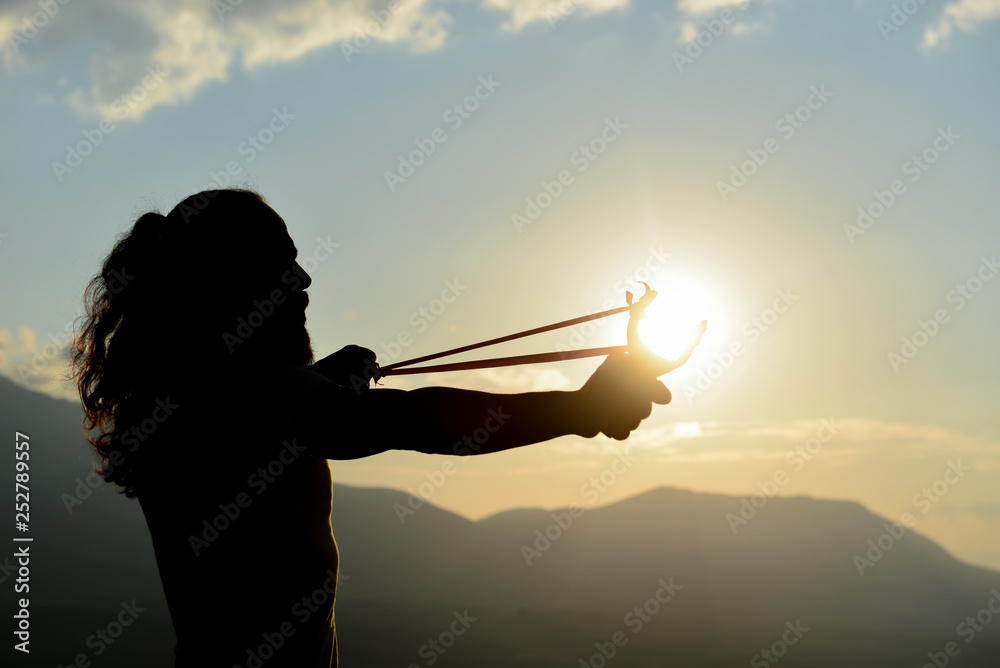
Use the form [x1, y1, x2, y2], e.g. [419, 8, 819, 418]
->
[256, 205, 296, 256]
[191, 195, 298, 287]
[233, 197, 296, 262]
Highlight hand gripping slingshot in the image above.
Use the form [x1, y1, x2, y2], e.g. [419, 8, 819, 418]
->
[372, 283, 708, 382]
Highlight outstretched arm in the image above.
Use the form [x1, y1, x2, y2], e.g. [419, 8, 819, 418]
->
[291, 350, 672, 459]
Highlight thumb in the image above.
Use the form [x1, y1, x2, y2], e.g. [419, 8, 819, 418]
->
[651, 381, 671, 405]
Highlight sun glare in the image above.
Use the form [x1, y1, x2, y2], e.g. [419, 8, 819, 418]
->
[638, 283, 713, 361]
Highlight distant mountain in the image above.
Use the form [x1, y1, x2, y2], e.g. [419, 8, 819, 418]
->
[331, 485, 1000, 667]
[2, 377, 999, 667]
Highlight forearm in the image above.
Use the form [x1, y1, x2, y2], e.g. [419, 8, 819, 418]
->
[388, 387, 593, 456]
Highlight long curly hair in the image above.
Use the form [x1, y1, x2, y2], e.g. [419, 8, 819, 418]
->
[73, 189, 313, 498]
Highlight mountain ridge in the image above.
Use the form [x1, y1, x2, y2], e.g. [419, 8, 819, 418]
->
[3, 376, 999, 666]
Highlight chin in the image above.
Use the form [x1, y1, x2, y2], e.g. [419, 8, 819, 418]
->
[251, 321, 314, 366]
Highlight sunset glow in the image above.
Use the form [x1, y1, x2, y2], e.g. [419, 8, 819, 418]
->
[639, 283, 714, 361]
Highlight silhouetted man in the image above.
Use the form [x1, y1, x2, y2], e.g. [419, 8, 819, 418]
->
[74, 189, 678, 667]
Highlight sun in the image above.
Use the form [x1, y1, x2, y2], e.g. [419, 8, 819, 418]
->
[637, 283, 712, 361]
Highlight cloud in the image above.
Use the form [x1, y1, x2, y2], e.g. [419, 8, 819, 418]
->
[0, 0, 453, 120]
[0, 324, 78, 402]
[538, 416, 989, 463]
[381, 363, 574, 399]
[729, 19, 767, 35]
[677, 0, 751, 14]
[678, 16, 765, 43]
[923, 0, 1000, 48]
[657, 447, 789, 463]
[673, 0, 772, 44]
[0, 0, 631, 119]
[482, 0, 628, 32]
[937, 501, 1000, 519]
[430, 365, 574, 392]
[618, 417, 997, 464]
[696, 417, 966, 445]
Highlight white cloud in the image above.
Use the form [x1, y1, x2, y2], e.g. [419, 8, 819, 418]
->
[481, 0, 628, 32]
[0, 324, 78, 402]
[527, 417, 994, 464]
[680, 22, 699, 42]
[673, 0, 770, 43]
[0, 0, 454, 120]
[0, 0, 632, 119]
[629, 417, 997, 464]
[657, 447, 789, 463]
[923, 0, 1000, 48]
[439, 365, 574, 392]
[381, 363, 573, 395]
[677, 0, 751, 14]
[730, 20, 766, 34]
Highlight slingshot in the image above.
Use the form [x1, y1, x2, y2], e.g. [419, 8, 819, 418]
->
[373, 283, 707, 381]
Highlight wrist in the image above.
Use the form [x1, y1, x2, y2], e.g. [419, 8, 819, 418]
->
[568, 389, 600, 438]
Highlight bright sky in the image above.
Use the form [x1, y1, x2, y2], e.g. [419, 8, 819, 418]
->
[1, 0, 999, 568]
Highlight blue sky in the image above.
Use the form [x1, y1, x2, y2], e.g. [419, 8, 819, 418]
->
[2, 0, 1000, 567]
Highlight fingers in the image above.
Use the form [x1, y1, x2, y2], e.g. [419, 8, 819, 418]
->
[581, 353, 676, 440]
[651, 381, 672, 405]
[603, 416, 639, 440]
[599, 391, 654, 440]
[340, 345, 377, 364]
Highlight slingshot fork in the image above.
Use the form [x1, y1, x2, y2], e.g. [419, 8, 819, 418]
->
[373, 282, 706, 380]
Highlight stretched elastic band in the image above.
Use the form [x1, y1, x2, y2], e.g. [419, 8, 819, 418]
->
[378, 303, 634, 375]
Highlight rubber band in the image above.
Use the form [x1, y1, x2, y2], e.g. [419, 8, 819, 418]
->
[378, 303, 634, 376]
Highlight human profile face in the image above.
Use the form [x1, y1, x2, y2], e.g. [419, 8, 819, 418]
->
[224, 198, 315, 365]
